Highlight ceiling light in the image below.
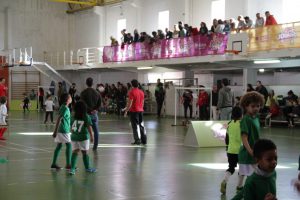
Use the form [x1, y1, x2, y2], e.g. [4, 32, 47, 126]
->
[259, 69, 265, 73]
[254, 59, 281, 64]
[137, 66, 153, 70]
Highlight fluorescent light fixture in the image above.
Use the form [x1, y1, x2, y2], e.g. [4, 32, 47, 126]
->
[137, 66, 153, 70]
[259, 69, 265, 73]
[254, 59, 281, 64]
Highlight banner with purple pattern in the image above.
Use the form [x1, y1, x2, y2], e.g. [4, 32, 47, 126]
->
[103, 34, 228, 63]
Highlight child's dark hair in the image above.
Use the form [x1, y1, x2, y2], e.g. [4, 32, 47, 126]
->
[59, 93, 70, 105]
[253, 139, 277, 159]
[0, 96, 7, 104]
[240, 91, 265, 109]
[74, 101, 87, 120]
[231, 106, 242, 121]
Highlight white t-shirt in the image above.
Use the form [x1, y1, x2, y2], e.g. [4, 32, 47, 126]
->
[44, 100, 54, 112]
[0, 104, 7, 125]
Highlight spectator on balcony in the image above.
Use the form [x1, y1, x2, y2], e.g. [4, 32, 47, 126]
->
[255, 13, 265, 28]
[215, 19, 225, 33]
[244, 16, 253, 29]
[110, 36, 119, 46]
[126, 33, 133, 44]
[121, 29, 129, 45]
[151, 31, 159, 43]
[173, 25, 179, 38]
[133, 29, 140, 43]
[223, 20, 231, 34]
[265, 11, 277, 26]
[236, 15, 246, 32]
[199, 22, 208, 36]
[230, 18, 236, 32]
[190, 26, 199, 36]
[210, 19, 218, 33]
[139, 32, 146, 43]
[157, 29, 165, 40]
[184, 24, 190, 37]
[165, 28, 173, 39]
[178, 26, 185, 38]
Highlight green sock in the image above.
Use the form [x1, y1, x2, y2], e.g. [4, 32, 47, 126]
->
[52, 143, 62, 166]
[71, 153, 78, 170]
[0, 157, 8, 164]
[65, 143, 72, 166]
[83, 154, 90, 169]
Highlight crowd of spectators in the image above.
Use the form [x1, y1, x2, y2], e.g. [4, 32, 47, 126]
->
[110, 11, 278, 46]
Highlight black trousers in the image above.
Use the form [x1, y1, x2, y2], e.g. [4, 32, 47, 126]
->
[156, 100, 164, 117]
[199, 105, 209, 120]
[226, 153, 238, 174]
[183, 103, 192, 119]
[44, 111, 54, 123]
[38, 96, 44, 110]
[130, 112, 147, 144]
[23, 103, 29, 111]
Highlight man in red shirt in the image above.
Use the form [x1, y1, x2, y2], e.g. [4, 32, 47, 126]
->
[0, 77, 8, 97]
[123, 79, 146, 145]
[265, 11, 277, 26]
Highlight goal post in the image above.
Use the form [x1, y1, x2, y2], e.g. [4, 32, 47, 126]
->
[173, 87, 212, 126]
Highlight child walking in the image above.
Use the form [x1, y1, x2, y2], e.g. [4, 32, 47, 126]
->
[236, 91, 265, 192]
[220, 106, 243, 194]
[44, 94, 55, 124]
[232, 139, 278, 200]
[22, 93, 30, 112]
[69, 101, 96, 175]
[0, 96, 8, 140]
[51, 93, 72, 170]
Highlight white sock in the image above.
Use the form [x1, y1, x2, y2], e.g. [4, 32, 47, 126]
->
[237, 174, 245, 188]
[224, 171, 232, 183]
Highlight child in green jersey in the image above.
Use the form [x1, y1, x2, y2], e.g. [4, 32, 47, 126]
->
[220, 106, 243, 195]
[236, 91, 265, 191]
[69, 101, 96, 175]
[232, 139, 277, 200]
[51, 93, 72, 170]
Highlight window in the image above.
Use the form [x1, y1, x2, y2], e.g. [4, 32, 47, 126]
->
[117, 19, 126, 43]
[158, 10, 169, 30]
[211, 0, 225, 22]
[282, 0, 300, 23]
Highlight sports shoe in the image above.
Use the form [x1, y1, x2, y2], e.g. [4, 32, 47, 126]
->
[51, 164, 62, 170]
[85, 168, 97, 173]
[220, 180, 227, 194]
[69, 169, 76, 175]
[131, 141, 141, 145]
[65, 165, 78, 171]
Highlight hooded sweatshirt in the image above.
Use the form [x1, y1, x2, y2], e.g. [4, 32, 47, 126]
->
[217, 86, 233, 109]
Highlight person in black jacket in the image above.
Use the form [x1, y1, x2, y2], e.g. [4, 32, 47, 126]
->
[256, 81, 268, 103]
[155, 83, 165, 117]
[80, 77, 101, 151]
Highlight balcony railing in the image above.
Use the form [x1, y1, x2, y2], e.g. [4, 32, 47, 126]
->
[103, 34, 228, 63]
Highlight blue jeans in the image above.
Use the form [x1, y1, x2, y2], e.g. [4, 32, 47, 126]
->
[89, 113, 99, 149]
[220, 107, 232, 120]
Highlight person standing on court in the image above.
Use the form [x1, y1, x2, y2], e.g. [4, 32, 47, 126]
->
[217, 78, 234, 120]
[123, 79, 147, 145]
[0, 78, 8, 98]
[80, 77, 101, 151]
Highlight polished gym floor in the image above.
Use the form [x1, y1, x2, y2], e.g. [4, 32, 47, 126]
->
[0, 111, 299, 200]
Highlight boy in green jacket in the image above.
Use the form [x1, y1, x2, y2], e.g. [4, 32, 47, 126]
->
[232, 139, 277, 200]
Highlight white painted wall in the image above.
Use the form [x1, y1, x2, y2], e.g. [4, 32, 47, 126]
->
[0, 0, 69, 61]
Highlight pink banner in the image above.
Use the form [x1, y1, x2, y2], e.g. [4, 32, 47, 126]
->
[103, 34, 228, 63]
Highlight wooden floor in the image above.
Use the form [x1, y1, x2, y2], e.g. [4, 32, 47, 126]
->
[0, 111, 299, 200]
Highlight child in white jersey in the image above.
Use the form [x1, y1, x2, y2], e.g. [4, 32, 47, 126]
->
[0, 96, 8, 140]
[44, 94, 55, 124]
